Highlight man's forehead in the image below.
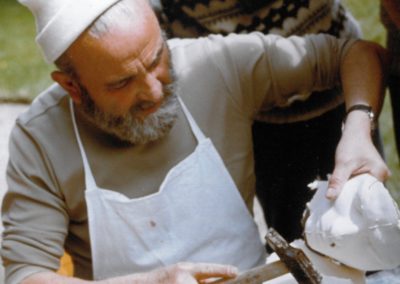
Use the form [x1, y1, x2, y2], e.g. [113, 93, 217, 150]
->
[105, 38, 165, 83]
[66, 9, 164, 82]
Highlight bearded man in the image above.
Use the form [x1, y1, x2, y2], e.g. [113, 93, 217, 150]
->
[1, 0, 389, 283]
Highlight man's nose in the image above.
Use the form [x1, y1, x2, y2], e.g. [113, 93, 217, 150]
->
[137, 72, 163, 103]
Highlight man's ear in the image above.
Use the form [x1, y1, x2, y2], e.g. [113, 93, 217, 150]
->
[51, 71, 82, 104]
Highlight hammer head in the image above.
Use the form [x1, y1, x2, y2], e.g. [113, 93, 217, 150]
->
[266, 228, 322, 284]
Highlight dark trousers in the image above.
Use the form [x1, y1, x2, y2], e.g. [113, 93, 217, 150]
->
[389, 75, 400, 159]
[253, 104, 383, 243]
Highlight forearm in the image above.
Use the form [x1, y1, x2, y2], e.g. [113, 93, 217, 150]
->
[326, 40, 390, 199]
[21, 272, 92, 284]
[382, 0, 400, 29]
[340, 40, 387, 116]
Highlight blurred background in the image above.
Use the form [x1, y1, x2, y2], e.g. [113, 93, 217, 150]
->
[1, 0, 399, 204]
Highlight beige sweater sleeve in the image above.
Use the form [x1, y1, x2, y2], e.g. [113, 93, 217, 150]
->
[202, 32, 355, 117]
[2, 112, 70, 284]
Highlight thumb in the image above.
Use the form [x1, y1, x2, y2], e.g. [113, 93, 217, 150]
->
[327, 164, 353, 200]
[369, 164, 391, 182]
[193, 264, 238, 280]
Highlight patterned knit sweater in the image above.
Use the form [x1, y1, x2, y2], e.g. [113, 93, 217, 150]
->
[153, 0, 362, 123]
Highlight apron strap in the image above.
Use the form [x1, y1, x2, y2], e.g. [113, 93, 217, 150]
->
[178, 96, 206, 142]
[69, 99, 98, 189]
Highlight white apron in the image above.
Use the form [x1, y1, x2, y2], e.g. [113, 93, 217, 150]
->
[70, 98, 266, 280]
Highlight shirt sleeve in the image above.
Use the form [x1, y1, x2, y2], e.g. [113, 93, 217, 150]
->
[203, 32, 356, 117]
[1, 123, 69, 284]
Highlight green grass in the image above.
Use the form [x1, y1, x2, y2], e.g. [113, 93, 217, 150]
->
[0, 0, 52, 101]
[342, 0, 386, 45]
[1, 0, 399, 203]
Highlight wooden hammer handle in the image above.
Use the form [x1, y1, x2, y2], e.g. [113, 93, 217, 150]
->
[211, 260, 289, 284]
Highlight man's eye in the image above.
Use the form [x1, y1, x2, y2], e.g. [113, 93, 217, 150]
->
[148, 58, 161, 71]
[109, 78, 131, 90]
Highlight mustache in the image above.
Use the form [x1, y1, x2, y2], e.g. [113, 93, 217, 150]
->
[127, 82, 176, 117]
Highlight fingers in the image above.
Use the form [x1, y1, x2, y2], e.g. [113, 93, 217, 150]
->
[159, 262, 238, 284]
[327, 162, 354, 200]
[327, 160, 391, 200]
[370, 162, 391, 181]
[187, 263, 238, 280]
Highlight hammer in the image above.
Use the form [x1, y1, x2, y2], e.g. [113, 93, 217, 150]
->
[211, 228, 322, 284]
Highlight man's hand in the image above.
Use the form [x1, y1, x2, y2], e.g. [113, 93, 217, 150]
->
[22, 262, 238, 284]
[327, 111, 390, 200]
[140, 262, 238, 284]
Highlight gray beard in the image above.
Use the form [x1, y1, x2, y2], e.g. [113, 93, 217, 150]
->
[78, 80, 179, 145]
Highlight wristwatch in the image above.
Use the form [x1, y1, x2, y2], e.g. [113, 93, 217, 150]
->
[342, 104, 376, 132]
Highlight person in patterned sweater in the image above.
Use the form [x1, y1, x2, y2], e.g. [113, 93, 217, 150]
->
[152, 0, 384, 244]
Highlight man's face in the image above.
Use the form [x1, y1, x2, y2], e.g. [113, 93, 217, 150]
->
[77, 69, 178, 144]
[66, 3, 178, 144]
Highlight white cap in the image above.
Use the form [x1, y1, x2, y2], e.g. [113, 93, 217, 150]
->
[19, 0, 121, 63]
[304, 174, 400, 271]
